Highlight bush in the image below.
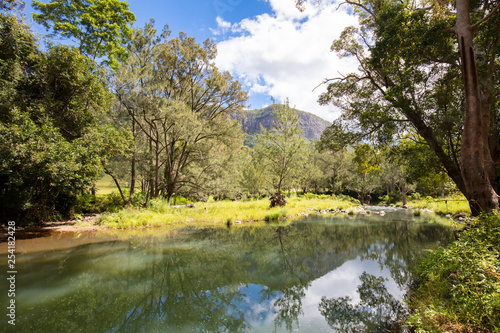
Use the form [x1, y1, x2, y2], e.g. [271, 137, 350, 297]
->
[408, 192, 421, 201]
[407, 214, 500, 332]
[336, 194, 360, 204]
[75, 192, 125, 215]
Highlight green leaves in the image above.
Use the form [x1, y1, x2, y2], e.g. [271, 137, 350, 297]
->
[408, 214, 500, 331]
[113, 22, 247, 201]
[254, 100, 309, 193]
[32, 0, 135, 67]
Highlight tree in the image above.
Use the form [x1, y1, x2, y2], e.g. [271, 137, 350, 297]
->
[312, 0, 499, 214]
[0, 0, 24, 12]
[0, 13, 128, 223]
[351, 144, 380, 205]
[254, 100, 309, 206]
[453, 0, 500, 213]
[114, 22, 247, 203]
[32, 0, 135, 67]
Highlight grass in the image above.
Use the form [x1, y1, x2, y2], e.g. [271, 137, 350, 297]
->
[95, 174, 129, 195]
[406, 213, 500, 332]
[97, 195, 357, 229]
[406, 195, 470, 216]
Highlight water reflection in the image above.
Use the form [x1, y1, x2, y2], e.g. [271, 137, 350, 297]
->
[319, 272, 407, 333]
[1, 212, 453, 333]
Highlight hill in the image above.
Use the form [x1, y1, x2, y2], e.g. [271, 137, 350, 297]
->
[233, 104, 331, 147]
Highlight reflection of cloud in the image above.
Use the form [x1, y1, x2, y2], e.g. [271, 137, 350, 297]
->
[214, 0, 359, 121]
[298, 257, 406, 330]
[227, 258, 406, 332]
[231, 284, 278, 328]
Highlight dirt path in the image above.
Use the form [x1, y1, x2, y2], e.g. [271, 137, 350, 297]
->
[1, 214, 102, 242]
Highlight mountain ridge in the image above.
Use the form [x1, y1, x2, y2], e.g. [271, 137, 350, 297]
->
[233, 104, 331, 147]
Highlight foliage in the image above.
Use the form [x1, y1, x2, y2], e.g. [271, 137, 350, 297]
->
[407, 214, 500, 332]
[113, 22, 247, 203]
[317, 0, 500, 212]
[0, 13, 129, 223]
[264, 209, 287, 221]
[32, 0, 135, 67]
[0, 0, 24, 12]
[0, 110, 101, 222]
[254, 100, 309, 194]
[75, 192, 125, 214]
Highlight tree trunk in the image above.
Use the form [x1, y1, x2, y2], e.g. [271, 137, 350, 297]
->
[155, 139, 160, 197]
[401, 182, 408, 207]
[104, 168, 127, 204]
[129, 112, 136, 204]
[454, 0, 499, 214]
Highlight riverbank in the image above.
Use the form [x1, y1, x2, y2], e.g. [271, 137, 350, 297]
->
[406, 213, 500, 332]
[0, 195, 360, 239]
[97, 195, 360, 229]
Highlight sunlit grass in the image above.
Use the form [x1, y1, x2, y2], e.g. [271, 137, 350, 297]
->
[98, 196, 357, 229]
[406, 196, 470, 215]
[95, 174, 129, 195]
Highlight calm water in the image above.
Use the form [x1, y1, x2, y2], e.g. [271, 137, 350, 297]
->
[1, 209, 453, 333]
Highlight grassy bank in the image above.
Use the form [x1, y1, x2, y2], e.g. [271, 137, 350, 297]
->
[406, 213, 500, 332]
[98, 195, 358, 229]
[406, 196, 470, 216]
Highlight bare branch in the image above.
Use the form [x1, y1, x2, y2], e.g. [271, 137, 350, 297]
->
[336, 0, 375, 19]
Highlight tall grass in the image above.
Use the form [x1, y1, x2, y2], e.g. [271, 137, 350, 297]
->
[98, 195, 357, 229]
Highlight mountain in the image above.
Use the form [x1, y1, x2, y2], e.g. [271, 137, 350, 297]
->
[233, 104, 331, 147]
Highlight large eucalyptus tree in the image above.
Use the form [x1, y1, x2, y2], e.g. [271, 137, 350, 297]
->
[305, 0, 499, 214]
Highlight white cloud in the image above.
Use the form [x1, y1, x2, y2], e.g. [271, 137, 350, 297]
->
[210, 16, 233, 35]
[214, 0, 359, 121]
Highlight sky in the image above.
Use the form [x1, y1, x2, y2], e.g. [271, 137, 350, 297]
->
[25, 0, 360, 122]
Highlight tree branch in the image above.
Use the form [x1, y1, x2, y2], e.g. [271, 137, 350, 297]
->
[471, 2, 500, 30]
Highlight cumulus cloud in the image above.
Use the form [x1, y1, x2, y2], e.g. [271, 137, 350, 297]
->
[210, 16, 232, 35]
[214, 0, 359, 121]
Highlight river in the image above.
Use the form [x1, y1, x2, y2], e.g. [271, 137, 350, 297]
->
[0, 208, 454, 333]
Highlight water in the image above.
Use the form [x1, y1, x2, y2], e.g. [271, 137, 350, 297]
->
[0, 210, 453, 332]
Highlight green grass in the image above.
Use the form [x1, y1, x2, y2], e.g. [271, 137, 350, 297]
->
[95, 174, 128, 195]
[407, 214, 500, 332]
[264, 209, 287, 221]
[407, 195, 470, 216]
[98, 195, 357, 229]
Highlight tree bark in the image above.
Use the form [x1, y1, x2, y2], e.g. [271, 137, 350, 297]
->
[454, 0, 499, 214]
[129, 111, 136, 204]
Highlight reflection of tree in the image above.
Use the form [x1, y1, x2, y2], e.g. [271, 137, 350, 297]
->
[319, 272, 407, 333]
[10, 216, 452, 333]
[271, 226, 308, 332]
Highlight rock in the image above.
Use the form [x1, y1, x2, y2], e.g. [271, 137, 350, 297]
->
[379, 211, 386, 216]
[452, 212, 467, 219]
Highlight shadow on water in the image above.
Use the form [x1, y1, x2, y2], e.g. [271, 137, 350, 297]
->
[0, 211, 454, 333]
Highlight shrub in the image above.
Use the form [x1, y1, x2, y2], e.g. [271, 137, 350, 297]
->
[407, 214, 500, 332]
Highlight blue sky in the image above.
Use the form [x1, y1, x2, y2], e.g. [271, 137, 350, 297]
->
[25, 0, 359, 121]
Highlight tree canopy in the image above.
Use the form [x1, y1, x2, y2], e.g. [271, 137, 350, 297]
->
[32, 0, 135, 66]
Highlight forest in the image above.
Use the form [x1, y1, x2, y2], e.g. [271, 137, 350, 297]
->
[1, 0, 498, 224]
